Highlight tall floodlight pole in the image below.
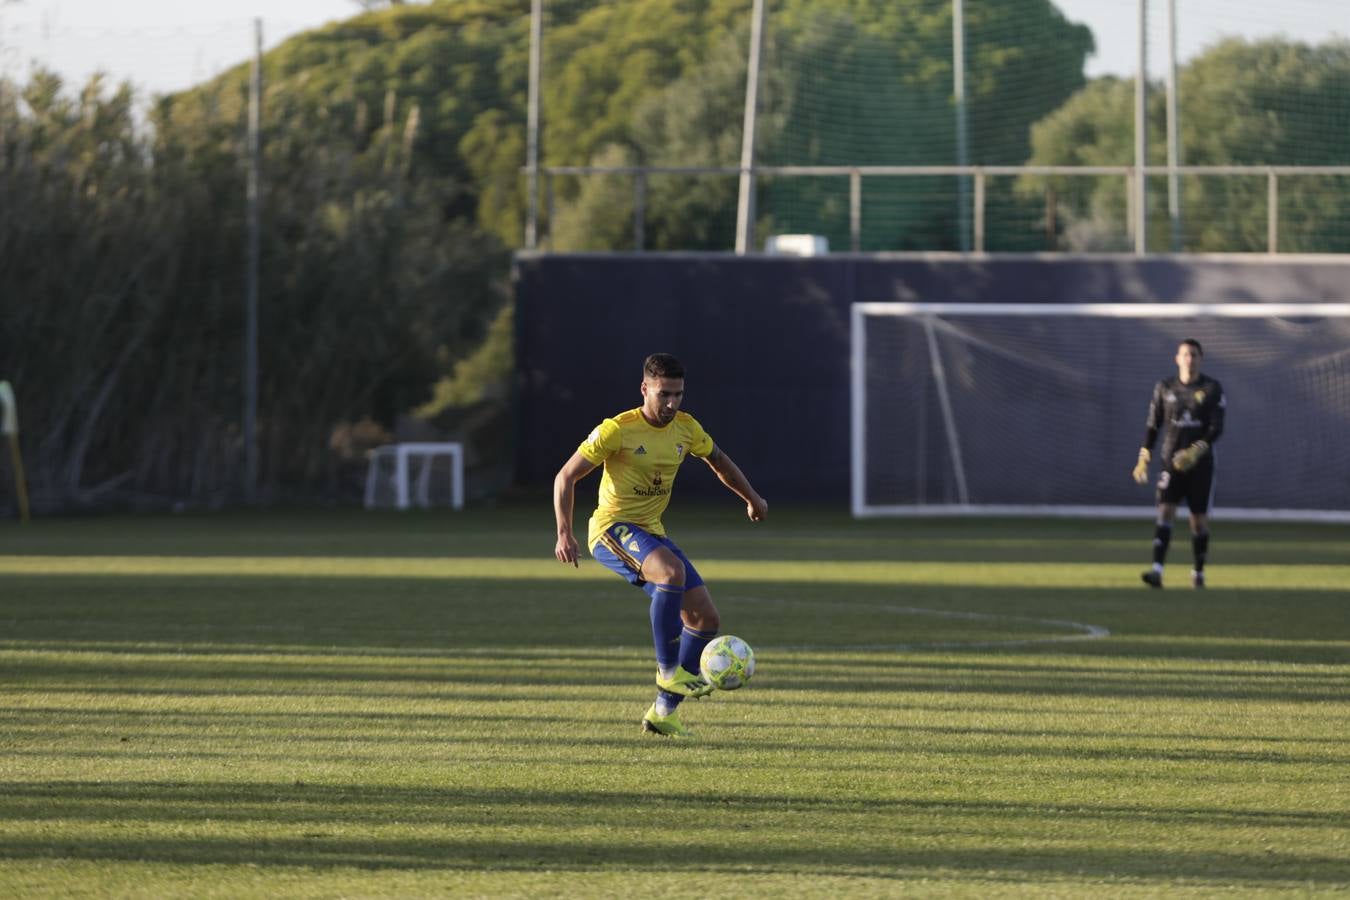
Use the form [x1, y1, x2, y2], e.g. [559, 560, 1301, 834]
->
[1165, 0, 1182, 251]
[735, 0, 766, 255]
[953, 0, 971, 253]
[525, 0, 543, 250]
[1134, 0, 1148, 255]
[244, 18, 262, 504]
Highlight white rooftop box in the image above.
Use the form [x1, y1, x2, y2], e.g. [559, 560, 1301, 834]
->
[763, 234, 829, 256]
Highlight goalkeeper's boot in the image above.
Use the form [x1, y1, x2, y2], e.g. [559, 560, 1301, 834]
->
[656, 667, 714, 699]
[1192, 570, 1206, 589]
[641, 703, 693, 739]
[1141, 569, 1163, 589]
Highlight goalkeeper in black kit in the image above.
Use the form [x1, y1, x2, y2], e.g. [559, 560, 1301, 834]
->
[1131, 338, 1226, 589]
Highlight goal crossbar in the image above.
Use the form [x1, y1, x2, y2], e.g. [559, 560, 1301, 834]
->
[854, 302, 1350, 318]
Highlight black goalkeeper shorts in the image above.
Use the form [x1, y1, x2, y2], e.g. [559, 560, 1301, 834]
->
[1156, 458, 1215, 514]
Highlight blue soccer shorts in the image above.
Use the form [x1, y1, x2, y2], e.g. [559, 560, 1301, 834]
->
[590, 521, 705, 591]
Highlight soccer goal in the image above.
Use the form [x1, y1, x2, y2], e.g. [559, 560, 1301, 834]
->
[363, 442, 465, 511]
[851, 302, 1350, 522]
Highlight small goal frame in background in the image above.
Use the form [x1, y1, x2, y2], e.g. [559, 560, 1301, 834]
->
[364, 442, 465, 511]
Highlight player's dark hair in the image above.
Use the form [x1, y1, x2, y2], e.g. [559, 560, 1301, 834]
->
[1181, 338, 1203, 356]
[643, 353, 685, 380]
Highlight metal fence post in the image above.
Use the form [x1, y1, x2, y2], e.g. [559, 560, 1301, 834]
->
[1268, 169, 1279, 254]
[1166, 0, 1182, 252]
[525, 0, 543, 250]
[973, 169, 985, 253]
[850, 169, 861, 252]
[1125, 171, 1135, 246]
[735, 0, 767, 254]
[634, 171, 646, 251]
[243, 18, 262, 504]
[1134, 0, 1148, 255]
[545, 172, 555, 250]
[953, 0, 971, 253]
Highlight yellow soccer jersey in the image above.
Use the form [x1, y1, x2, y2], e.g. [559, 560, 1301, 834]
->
[577, 408, 715, 549]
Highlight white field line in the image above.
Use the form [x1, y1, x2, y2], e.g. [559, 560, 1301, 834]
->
[734, 595, 1110, 651]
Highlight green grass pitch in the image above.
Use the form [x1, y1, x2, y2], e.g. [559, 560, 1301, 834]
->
[1, 505, 1347, 897]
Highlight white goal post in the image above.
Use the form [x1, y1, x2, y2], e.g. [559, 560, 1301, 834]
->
[850, 302, 1350, 522]
[1, 380, 31, 522]
[364, 442, 465, 511]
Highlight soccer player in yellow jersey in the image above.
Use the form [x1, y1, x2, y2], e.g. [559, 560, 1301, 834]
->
[553, 353, 768, 738]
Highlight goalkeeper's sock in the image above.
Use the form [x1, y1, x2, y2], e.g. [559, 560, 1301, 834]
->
[646, 582, 685, 677]
[676, 626, 717, 677]
[1152, 522, 1173, 566]
[1192, 530, 1210, 572]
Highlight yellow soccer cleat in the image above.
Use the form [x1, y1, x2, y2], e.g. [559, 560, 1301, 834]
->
[656, 667, 714, 699]
[641, 703, 694, 738]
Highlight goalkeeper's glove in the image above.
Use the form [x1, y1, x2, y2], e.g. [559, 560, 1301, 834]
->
[1131, 448, 1151, 485]
[1172, 440, 1210, 472]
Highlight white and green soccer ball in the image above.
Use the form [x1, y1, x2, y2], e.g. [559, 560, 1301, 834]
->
[699, 634, 755, 691]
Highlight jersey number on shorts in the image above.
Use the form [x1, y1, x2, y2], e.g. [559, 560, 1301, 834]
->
[613, 524, 640, 553]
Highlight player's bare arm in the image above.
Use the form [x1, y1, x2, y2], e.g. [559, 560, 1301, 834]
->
[553, 451, 597, 566]
[704, 445, 768, 522]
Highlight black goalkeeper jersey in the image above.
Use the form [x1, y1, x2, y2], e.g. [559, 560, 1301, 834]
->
[1142, 373, 1226, 467]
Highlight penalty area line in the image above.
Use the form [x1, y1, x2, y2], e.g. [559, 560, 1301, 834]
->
[733, 596, 1111, 651]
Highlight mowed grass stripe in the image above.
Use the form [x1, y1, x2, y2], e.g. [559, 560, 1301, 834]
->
[3, 555, 1348, 589]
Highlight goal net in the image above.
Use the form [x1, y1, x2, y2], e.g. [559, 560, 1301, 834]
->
[363, 442, 465, 511]
[851, 302, 1350, 522]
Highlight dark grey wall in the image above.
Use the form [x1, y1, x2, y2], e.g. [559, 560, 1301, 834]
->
[513, 253, 1350, 501]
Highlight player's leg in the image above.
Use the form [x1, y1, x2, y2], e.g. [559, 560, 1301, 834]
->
[1142, 502, 1176, 587]
[677, 584, 719, 680]
[656, 539, 719, 682]
[638, 546, 702, 737]
[590, 523, 699, 737]
[1143, 469, 1182, 588]
[638, 544, 687, 682]
[1188, 513, 1210, 588]
[592, 521, 689, 677]
[643, 541, 717, 701]
[1187, 462, 1215, 588]
[642, 540, 723, 736]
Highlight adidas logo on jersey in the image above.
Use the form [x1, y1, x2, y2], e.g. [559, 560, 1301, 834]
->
[635, 445, 647, 454]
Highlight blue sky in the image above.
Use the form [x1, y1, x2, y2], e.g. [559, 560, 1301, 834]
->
[1, 0, 1347, 98]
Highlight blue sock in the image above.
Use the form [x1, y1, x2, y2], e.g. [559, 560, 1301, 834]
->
[655, 689, 683, 715]
[678, 626, 717, 677]
[645, 582, 684, 676]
